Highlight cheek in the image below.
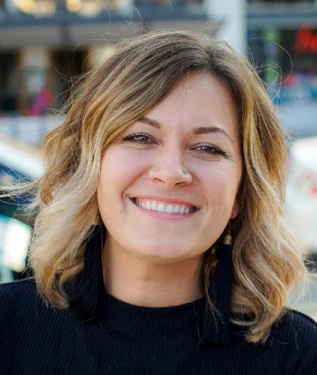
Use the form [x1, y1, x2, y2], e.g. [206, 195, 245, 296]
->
[97, 149, 149, 211]
[202, 165, 240, 208]
[97, 153, 119, 217]
[102, 149, 150, 184]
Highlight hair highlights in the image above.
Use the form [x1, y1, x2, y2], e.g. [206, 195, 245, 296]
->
[27, 30, 307, 343]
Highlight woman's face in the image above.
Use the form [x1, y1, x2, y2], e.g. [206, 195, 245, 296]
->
[98, 72, 242, 264]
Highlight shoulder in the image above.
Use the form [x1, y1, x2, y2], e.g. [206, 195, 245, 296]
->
[268, 309, 317, 373]
[0, 278, 46, 324]
[0, 277, 37, 297]
[0, 279, 76, 351]
[0, 277, 42, 302]
[229, 310, 317, 373]
[233, 309, 317, 375]
[0, 279, 85, 372]
[0, 277, 75, 331]
[0, 278, 39, 308]
[272, 309, 317, 346]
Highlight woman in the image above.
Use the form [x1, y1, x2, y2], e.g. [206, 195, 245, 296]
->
[1, 30, 316, 374]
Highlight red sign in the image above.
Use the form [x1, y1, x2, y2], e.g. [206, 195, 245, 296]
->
[294, 26, 317, 55]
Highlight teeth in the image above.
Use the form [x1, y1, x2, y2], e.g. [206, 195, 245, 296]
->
[135, 199, 195, 214]
[157, 203, 165, 212]
[165, 204, 174, 213]
[172, 205, 180, 213]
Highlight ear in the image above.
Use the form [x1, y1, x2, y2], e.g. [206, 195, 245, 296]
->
[230, 200, 240, 220]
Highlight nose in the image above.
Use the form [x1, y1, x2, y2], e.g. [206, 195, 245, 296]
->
[148, 146, 192, 188]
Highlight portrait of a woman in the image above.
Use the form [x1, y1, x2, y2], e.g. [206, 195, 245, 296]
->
[0, 30, 316, 374]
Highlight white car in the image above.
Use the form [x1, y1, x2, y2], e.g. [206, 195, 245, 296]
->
[0, 215, 32, 282]
[286, 137, 317, 256]
[0, 133, 42, 282]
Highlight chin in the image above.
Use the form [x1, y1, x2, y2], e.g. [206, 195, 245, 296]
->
[131, 241, 201, 263]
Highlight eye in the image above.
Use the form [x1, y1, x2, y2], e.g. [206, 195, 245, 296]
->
[121, 132, 154, 144]
[194, 144, 227, 157]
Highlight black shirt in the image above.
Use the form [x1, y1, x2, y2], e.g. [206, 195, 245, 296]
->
[0, 278, 316, 374]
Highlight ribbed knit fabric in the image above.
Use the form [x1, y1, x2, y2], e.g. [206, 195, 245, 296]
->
[0, 278, 317, 374]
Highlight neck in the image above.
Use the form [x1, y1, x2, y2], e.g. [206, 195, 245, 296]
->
[103, 244, 203, 308]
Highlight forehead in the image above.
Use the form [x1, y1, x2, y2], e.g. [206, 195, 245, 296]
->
[143, 72, 239, 136]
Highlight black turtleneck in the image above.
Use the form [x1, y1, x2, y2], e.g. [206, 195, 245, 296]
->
[0, 278, 316, 374]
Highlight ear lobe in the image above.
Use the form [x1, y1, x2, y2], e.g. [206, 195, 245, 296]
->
[230, 201, 240, 219]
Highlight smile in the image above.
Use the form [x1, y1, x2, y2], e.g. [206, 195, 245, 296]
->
[131, 198, 198, 214]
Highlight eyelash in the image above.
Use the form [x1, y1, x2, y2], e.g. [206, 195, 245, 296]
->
[195, 145, 227, 157]
[121, 132, 154, 144]
[121, 132, 227, 157]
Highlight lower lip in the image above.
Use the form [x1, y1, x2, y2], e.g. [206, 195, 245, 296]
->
[132, 201, 197, 220]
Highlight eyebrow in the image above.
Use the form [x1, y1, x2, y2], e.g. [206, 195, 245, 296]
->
[139, 117, 233, 142]
[193, 126, 233, 143]
[139, 117, 160, 128]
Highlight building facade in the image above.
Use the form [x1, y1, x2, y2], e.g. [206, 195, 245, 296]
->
[246, 0, 317, 138]
[2, 0, 317, 119]
[0, 0, 215, 115]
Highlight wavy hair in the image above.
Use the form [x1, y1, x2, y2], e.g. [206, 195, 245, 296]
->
[23, 30, 307, 343]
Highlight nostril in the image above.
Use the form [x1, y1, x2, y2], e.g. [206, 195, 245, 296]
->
[148, 154, 192, 188]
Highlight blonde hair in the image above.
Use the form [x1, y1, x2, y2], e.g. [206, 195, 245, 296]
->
[24, 30, 307, 343]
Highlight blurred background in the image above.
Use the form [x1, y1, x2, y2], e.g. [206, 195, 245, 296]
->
[0, 0, 316, 317]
